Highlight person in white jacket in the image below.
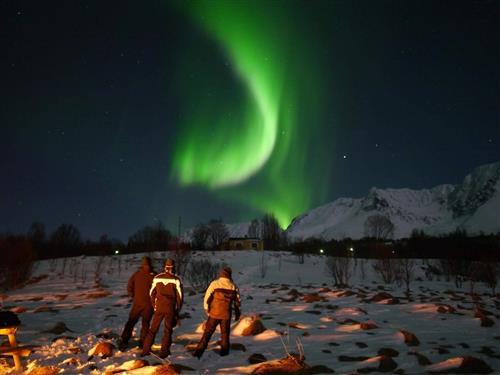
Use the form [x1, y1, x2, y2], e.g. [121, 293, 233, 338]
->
[193, 267, 241, 358]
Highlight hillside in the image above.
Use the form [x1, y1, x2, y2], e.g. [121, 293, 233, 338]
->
[1, 251, 499, 374]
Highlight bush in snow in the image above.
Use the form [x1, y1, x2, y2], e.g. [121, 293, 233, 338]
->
[325, 256, 352, 287]
[186, 258, 219, 291]
[373, 257, 400, 284]
[0, 235, 36, 290]
[169, 246, 191, 278]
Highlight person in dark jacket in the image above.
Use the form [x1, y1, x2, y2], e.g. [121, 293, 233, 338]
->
[141, 258, 183, 358]
[193, 266, 241, 359]
[119, 256, 155, 351]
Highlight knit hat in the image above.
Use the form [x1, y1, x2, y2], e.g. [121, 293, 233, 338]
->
[164, 258, 175, 269]
[220, 266, 232, 279]
[141, 256, 152, 268]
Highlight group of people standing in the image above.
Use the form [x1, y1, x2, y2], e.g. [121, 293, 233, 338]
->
[119, 256, 241, 359]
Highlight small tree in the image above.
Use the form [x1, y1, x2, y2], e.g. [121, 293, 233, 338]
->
[0, 235, 36, 289]
[481, 259, 498, 295]
[192, 223, 210, 250]
[27, 221, 45, 255]
[207, 219, 229, 250]
[127, 222, 171, 253]
[325, 256, 352, 287]
[49, 224, 82, 258]
[186, 259, 219, 292]
[364, 214, 395, 240]
[261, 213, 282, 250]
[398, 258, 416, 294]
[259, 252, 267, 279]
[248, 219, 260, 238]
[169, 246, 191, 278]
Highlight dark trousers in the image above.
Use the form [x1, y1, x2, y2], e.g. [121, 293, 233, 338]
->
[121, 304, 153, 345]
[195, 317, 231, 357]
[141, 310, 176, 356]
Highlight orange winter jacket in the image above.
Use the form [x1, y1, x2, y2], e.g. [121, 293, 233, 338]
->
[204, 277, 241, 320]
[127, 267, 154, 308]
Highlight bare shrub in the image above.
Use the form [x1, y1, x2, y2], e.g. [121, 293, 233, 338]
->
[373, 258, 399, 284]
[359, 259, 367, 281]
[481, 260, 498, 295]
[186, 259, 219, 292]
[0, 236, 36, 290]
[192, 223, 210, 250]
[94, 256, 105, 284]
[397, 258, 416, 293]
[438, 258, 469, 287]
[48, 258, 58, 273]
[169, 247, 191, 277]
[259, 253, 267, 279]
[60, 257, 67, 276]
[207, 219, 229, 250]
[325, 256, 352, 287]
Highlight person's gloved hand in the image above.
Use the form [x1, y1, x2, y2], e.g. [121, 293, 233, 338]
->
[234, 308, 241, 321]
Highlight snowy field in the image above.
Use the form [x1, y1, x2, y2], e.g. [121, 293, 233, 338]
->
[1, 251, 499, 374]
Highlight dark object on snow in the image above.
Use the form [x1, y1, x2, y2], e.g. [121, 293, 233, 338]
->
[399, 329, 420, 346]
[0, 311, 20, 327]
[248, 353, 267, 364]
[87, 341, 115, 360]
[428, 356, 493, 374]
[357, 355, 398, 373]
[42, 322, 74, 334]
[251, 354, 308, 374]
[339, 355, 370, 362]
[378, 347, 399, 357]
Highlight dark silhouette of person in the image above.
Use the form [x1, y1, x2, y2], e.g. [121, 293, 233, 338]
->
[193, 266, 241, 359]
[119, 256, 154, 351]
[141, 258, 183, 358]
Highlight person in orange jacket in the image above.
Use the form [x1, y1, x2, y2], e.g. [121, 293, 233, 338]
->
[193, 266, 241, 358]
[119, 256, 154, 350]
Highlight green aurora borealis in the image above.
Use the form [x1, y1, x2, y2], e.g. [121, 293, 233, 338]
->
[171, 1, 333, 228]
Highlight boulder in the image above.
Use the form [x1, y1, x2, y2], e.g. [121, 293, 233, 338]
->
[357, 355, 398, 373]
[42, 322, 73, 334]
[248, 353, 267, 364]
[251, 354, 308, 374]
[378, 348, 399, 357]
[87, 341, 115, 360]
[399, 330, 420, 346]
[426, 356, 493, 374]
[360, 321, 378, 330]
[232, 315, 267, 336]
[303, 293, 327, 303]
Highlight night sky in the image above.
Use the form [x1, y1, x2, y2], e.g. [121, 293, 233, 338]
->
[1, 0, 498, 241]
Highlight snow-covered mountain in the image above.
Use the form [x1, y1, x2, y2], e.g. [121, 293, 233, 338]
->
[286, 161, 500, 240]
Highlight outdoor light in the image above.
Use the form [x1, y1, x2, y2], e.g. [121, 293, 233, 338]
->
[349, 247, 354, 252]
[115, 250, 120, 255]
[320, 249, 324, 254]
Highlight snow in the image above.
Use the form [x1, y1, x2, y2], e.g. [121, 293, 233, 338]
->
[1, 250, 499, 374]
[287, 161, 500, 240]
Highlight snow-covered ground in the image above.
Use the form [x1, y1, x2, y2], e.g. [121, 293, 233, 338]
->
[1, 251, 499, 374]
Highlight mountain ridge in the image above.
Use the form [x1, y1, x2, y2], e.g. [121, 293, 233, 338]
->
[286, 161, 500, 240]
